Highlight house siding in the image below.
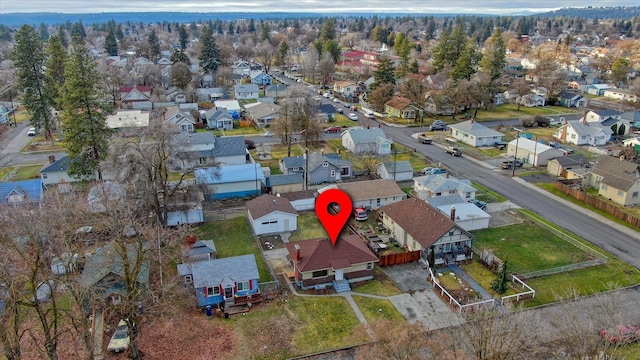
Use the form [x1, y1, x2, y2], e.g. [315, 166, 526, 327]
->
[194, 279, 259, 307]
[203, 180, 262, 200]
[599, 181, 640, 207]
[167, 208, 204, 226]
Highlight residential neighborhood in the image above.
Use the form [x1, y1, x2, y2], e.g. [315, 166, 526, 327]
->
[2, 6, 640, 359]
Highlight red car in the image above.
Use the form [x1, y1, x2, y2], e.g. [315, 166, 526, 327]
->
[600, 325, 640, 344]
[325, 126, 342, 133]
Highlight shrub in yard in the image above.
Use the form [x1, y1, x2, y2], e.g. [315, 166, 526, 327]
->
[491, 260, 510, 294]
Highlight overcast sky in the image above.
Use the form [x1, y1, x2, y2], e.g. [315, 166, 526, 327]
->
[1, 1, 638, 15]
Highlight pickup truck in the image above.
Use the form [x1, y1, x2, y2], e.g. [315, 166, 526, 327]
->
[500, 160, 523, 169]
[417, 133, 432, 144]
[445, 146, 462, 156]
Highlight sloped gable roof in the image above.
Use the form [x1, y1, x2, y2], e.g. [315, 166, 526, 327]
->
[285, 235, 378, 273]
[448, 120, 504, 138]
[566, 121, 613, 137]
[592, 156, 640, 191]
[385, 96, 412, 110]
[379, 161, 414, 174]
[188, 254, 259, 288]
[414, 174, 477, 194]
[195, 163, 264, 184]
[343, 127, 390, 145]
[246, 194, 297, 219]
[0, 179, 43, 204]
[337, 179, 405, 202]
[81, 241, 150, 288]
[380, 198, 470, 249]
[40, 155, 70, 173]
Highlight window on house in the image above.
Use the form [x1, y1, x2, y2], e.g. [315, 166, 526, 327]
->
[331, 170, 336, 177]
[206, 286, 220, 297]
[366, 263, 373, 270]
[435, 192, 441, 196]
[601, 184, 608, 190]
[184, 275, 192, 284]
[340, 167, 349, 176]
[617, 191, 624, 197]
[112, 295, 121, 305]
[449, 231, 455, 236]
[237, 281, 250, 291]
[199, 157, 206, 164]
[632, 192, 639, 198]
[42, 173, 48, 179]
[312, 270, 328, 278]
[322, 162, 329, 167]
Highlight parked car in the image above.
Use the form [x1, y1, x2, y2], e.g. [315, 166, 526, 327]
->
[430, 120, 447, 131]
[348, 113, 359, 121]
[263, 131, 273, 137]
[107, 320, 131, 353]
[325, 126, 342, 133]
[417, 133, 432, 144]
[493, 141, 507, 150]
[500, 160, 523, 169]
[27, 127, 37, 136]
[470, 199, 487, 210]
[445, 146, 462, 156]
[323, 92, 331, 98]
[337, 108, 344, 114]
[353, 207, 368, 221]
[600, 325, 640, 345]
[420, 167, 447, 175]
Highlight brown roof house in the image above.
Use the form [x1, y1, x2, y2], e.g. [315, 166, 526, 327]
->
[384, 96, 421, 120]
[246, 194, 298, 235]
[379, 198, 473, 266]
[285, 235, 379, 292]
[589, 156, 640, 207]
[319, 179, 406, 211]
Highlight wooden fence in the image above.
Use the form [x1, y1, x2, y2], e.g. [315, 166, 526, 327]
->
[555, 180, 640, 228]
[378, 250, 421, 267]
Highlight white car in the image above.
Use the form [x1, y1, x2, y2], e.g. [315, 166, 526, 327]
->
[27, 127, 37, 136]
[107, 320, 130, 353]
[264, 131, 273, 137]
[348, 113, 358, 121]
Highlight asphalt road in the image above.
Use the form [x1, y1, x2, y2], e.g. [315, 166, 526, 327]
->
[381, 123, 640, 270]
[0, 121, 66, 166]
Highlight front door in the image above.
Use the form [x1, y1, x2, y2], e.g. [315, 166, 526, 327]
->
[224, 286, 233, 299]
[335, 269, 344, 281]
[284, 218, 290, 231]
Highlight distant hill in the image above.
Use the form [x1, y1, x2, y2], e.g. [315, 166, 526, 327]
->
[535, 6, 640, 19]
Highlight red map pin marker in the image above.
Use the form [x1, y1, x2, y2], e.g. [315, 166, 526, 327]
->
[315, 189, 352, 246]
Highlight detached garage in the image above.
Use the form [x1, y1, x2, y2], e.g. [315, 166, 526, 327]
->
[246, 194, 298, 235]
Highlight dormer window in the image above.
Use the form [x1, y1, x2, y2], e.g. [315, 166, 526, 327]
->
[322, 162, 328, 167]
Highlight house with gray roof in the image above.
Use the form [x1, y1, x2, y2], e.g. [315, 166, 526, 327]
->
[170, 133, 249, 171]
[557, 90, 588, 108]
[341, 127, 392, 155]
[165, 86, 187, 103]
[589, 156, 640, 207]
[163, 106, 196, 133]
[267, 173, 304, 194]
[413, 174, 477, 201]
[244, 102, 280, 128]
[507, 137, 565, 166]
[234, 84, 259, 100]
[585, 109, 620, 124]
[205, 107, 234, 130]
[182, 240, 217, 263]
[40, 155, 95, 185]
[426, 196, 490, 231]
[554, 120, 612, 146]
[279, 152, 353, 185]
[546, 154, 591, 179]
[376, 161, 414, 181]
[323, 179, 406, 210]
[620, 110, 640, 128]
[246, 194, 297, 235]
[177, 254, 260, 307]
[447, 120, 504, 147]
[196, 87, 227, 102]
[81, 241, 149, 306]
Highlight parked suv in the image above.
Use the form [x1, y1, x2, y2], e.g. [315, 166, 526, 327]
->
[500, 160, 523, 169]
[445, 146, 462, 156]
[430, 120, 447, 131]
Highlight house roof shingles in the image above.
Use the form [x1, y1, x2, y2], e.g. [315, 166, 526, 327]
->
[448, 120, 504, 138]
[385, 96, 412, 110]
[380, 198, 468, 249]
[337, 179, 405, 202]
[592, 156, 640, 191]
[246, 194, 297, 219]
[186, 254, 260, 288]
[285, 235, 378, 273]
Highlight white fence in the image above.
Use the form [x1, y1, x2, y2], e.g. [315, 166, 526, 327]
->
[501, 274, 536, 305]
[428, 268, 495, 313]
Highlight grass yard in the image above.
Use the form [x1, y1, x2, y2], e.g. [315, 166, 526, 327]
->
[435, 271, 463, 291]
[351, 295, 405, 322]
[199, 217, 272, 282]
[289, 211, 328, 241]
[352, 267, 402, 296]
[522, 257, 640, 307]
[472, 182, 507, 203]
[223, 126, 261, 135]
[287, 296, 368, 355]
[471, 223, 594, 274]
[0, 163, 46, 181]
[460, 260, 517, 297]
[472, 104, 580, 121]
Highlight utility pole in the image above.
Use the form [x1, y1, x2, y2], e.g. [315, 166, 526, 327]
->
[512, 128, 523, 177]
[304, 147, 309, 190]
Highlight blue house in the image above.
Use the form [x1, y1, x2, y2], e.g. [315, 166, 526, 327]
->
[0, 179, 44, 205]
[177, 254, 260, 307]
[195, 163, 265, 200]
[250, 71, 273, 86]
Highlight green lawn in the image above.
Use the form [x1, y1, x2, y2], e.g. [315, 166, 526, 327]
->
[289, 211, 327, 241]
[199, 218, 272, 282]
[287, 296, 367, 354]
[352, 267, 402, 296]
[471, 223, 593, 274]
[460, 260, 517, 297]
[471, 104, 580, 121]
[351, 296, 405, 322]
[472, 182, 507, 203]
[0, 163, 45, 181]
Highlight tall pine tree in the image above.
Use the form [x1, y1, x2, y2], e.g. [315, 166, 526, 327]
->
[61, 35, 113, 180]
[199, 24, 221, 76]
[12, 25, 56, 145]
[45, 35, 67, 111]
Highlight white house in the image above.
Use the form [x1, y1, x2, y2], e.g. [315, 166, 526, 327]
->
[585, 109, 620, 124]
[447, 120, 504, 147]
[105, 110, 150, 130]
[205, 107, 234, 130]
[246, 194, 298, 235]
[166, 203, 205, 226]
[341, 127, 392, 155]
[376, 161, 414, 181]
[170, 133, 249, 171]
[163, 107, 196, 133]
[40, 155, 95, 185]
[319, 179, 406, 210]
[554, 120, 613, 146]
[234, 84, 260, 100]
[413, 174, 477, 201]
[507, 137, 565, 166]
[427, 196, 490, 231]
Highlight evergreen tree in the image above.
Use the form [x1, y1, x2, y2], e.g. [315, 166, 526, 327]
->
[170, 49, 190, 65]
[147, 28, 160, 61]
[12, 25, 56, 145]
[276, 40, 289, 67]
[248, 18, 256, 33]
[260, 22, 271, 42]
[394, 32, 413, 72]
[116, 24, 124, 41]
[39, 22, 49, 40]
[45, 35, 67, 110]
[71, 20, 86, 38]
[60, 35, 113, 180]
[319, 18, 335, 42]
[425, 18, 436, 40]
[57, 25, 68, 48]
[179, 24, 189, 50]
[452, 39, 481, 82]
[199, 25, 221, 76]
[105, 28, 118, 56]
[372, 56, 395, 89]
[491, 260, 509, 294]
[322, 40, 341, 64]
[480, 27, 506, 81]
[227, 22, 234, 35]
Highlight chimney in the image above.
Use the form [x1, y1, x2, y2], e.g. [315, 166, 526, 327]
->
[294, 244, 301, 263]
[450, 206, 456, 221]
[470, 119, 474, 123]
[445, 172, 449, 178]
[48, 155, 56, 164]
[582, 110, 588, 125]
